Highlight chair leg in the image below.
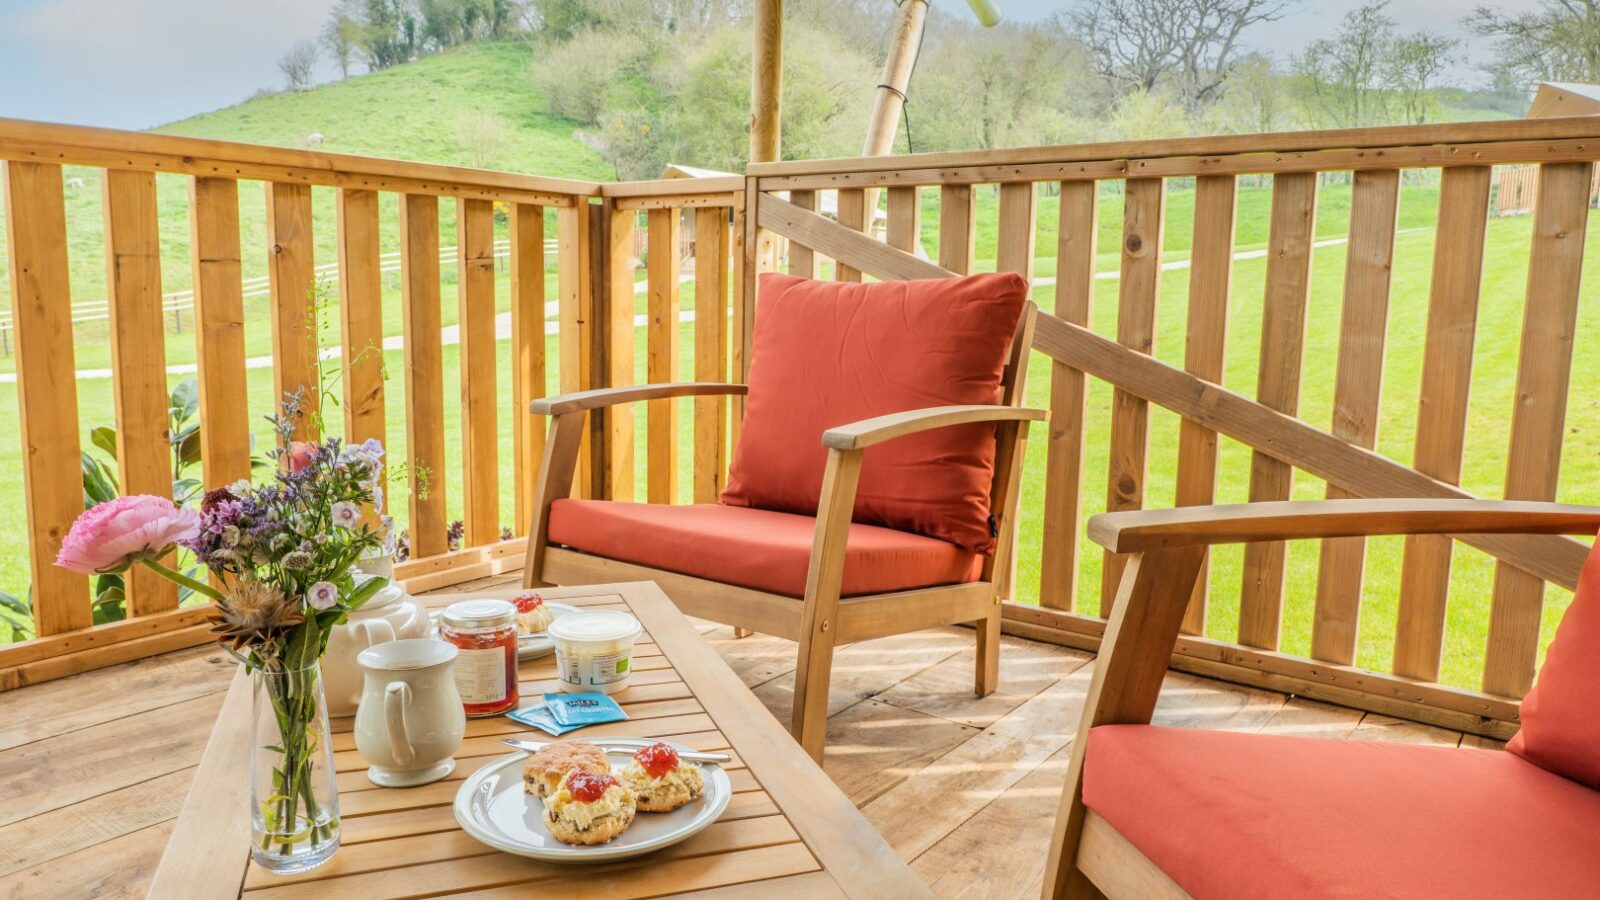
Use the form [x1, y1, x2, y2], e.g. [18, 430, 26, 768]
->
[733, 627, 753, 639]
[790, 617, 838, 763]
[975, 601, 1001, 697]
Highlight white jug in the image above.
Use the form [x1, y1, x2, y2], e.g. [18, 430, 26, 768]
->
[354, 639, 466, 787]
[324, 578, 430, 717]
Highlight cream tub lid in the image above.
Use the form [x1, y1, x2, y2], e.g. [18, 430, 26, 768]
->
[547, 610, 642, 644]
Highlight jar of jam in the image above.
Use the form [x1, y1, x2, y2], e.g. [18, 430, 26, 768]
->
[440, 599, 519, 717]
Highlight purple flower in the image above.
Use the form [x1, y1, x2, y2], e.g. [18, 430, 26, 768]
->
[331, 501, 361, 529]
[306, 581, 339, 610]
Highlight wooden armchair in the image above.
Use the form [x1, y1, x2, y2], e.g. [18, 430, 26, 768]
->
[1044, 498, 1600, 900]
[522, 295, 1043, 761]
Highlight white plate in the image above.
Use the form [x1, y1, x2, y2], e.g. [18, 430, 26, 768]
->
[429, 602, 581, 660]
[453, 741, 731, 863]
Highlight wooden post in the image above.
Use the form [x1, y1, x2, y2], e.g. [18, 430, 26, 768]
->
[749, 0, 782, 165]
[862, 0, 928, 158]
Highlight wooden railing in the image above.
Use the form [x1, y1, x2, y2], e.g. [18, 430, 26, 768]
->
[0, 117, 743, 687]
[745, 117, 1600, 738]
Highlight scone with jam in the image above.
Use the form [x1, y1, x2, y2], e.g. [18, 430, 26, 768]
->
[543, 769, 637, 845]
[514, 591, 555, 635]
[619, 742, 704, 813]
[522, 741, 610, 798]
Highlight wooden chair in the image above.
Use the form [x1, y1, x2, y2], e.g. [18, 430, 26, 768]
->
[1042, 498, 1600, 900]
[521, 302, 1044, 761]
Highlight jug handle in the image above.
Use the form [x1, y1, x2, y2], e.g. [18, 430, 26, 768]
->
[384, 681, 415, 766]
[359, 618, 397, 648]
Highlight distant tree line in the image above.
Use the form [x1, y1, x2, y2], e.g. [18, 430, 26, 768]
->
[277, 0, 1600, 178]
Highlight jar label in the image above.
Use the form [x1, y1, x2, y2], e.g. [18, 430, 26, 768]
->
[454, 646, 507, 704]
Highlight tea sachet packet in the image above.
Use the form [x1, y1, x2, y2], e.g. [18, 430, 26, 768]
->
[508, 692, 628, 736]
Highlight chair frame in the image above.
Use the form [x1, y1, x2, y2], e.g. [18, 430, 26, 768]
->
[1042, 497, 1600, 900]
[523, 303, 1045, 760]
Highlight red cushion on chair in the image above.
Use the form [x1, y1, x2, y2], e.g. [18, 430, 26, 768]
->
[721, 272, 1028, 555]
[1082, 725, 1600, 900]
[547, 499, 983, 598]
[1507, 529, 1600, 790]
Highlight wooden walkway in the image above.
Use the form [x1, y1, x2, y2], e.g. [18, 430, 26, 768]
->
[0, 575, 1494, 899]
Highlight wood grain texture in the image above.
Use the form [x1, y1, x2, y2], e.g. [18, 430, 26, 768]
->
[1393, 166, 1492, 681]
[757, 193, 951, 282]
[793, 449, 864, 760]
[510, 203, 547, 532]
[1483, 161, 1593, 698]
[995, 182, 1036, 279]
[885, 186, 921, 256]
[400, 194, 448, 558]
[834, 188, 868, 282]
[265, 181, 317, 441]
[336, 189, 384, 529]
[1101, 177, 1165, 613]
[1172, 174, 1236, 634]
[103, 169, 177, 616]
[188, 177, 252, 492]
[787, 189, 817, 277]
[604, 205, 637, 502]
[647, 207, 682, 504]
[694, 207, 731, 503]
[1040, 181, 1098, 612]
[938, 184, 976, 275]
[458, 198, 499, 547]
[1238, 172, 1317, 651]
[4, 161, 89, 634]
[1311, 169, 1399, 665]
[557, 201, 596, 498]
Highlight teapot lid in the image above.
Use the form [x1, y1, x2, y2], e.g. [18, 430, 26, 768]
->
[351, 574, 404, 612]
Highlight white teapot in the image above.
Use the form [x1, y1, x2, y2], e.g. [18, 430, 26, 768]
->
[354, 639, 466, 787]
[324, 576, 430, 717]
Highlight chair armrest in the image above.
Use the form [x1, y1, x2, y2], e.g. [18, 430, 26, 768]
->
[821, 405, 1048, 451]
[531, 382, 748, 416]
[1088, 499, 1600, 554]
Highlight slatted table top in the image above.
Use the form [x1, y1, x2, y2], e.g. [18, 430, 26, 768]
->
[149, 581, 927, 899]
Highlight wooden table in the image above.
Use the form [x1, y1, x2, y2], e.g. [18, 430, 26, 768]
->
[149, 582, 927, 899]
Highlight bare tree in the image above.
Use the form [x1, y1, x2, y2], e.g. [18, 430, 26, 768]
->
[1291, 2, 1393, 127]
[1389, 32, 1457, 124]
[322, 2, 365, 79]
[1468, 0, 1600, 86]
[1066, 0, 1292, 108]
[279, 40, 320, 91]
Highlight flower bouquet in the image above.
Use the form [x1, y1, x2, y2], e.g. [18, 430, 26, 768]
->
[57, 433, 390, 874]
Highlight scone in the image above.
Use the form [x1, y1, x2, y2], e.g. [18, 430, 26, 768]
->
[514, 591, 555, 635]
[543, 769, 637, 845]
[619, 742, 704, 813]
[522, 741, 610, 798]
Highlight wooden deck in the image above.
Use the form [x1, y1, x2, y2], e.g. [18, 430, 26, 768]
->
[0, 574, 1495, 899]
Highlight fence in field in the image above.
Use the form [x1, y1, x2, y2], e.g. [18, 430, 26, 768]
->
[4, 115, 1599, 745]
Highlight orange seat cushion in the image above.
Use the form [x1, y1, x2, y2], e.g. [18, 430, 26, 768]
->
[1082, 725, 1600, 899]
[1508, 528, 1600, 790]
[547, 499, 983, 598]
[721, 272, 1029, 555]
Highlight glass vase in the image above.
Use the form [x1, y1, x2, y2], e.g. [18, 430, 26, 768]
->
[249, 660, 341, 874]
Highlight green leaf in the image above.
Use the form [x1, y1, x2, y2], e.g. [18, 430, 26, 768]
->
[81, 452, 120, 506]
[170, 379, 200, 424]
[0, 590, 34, 637]
[173, 478, 204, 505]
[176, 429, 203, 471]
[91, 584, 127, 624]
[90, 426, 119, 461]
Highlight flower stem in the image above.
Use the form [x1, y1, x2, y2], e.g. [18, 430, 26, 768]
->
[141, 557, 226, 601]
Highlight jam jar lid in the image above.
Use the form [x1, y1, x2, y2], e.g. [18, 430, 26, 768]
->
[441, 598, 516, 629]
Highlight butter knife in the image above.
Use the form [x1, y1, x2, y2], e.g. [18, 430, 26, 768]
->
[501, 737, 731, 764]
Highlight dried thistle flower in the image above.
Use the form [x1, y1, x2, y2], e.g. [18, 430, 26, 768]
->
[210, 578, 303, 650]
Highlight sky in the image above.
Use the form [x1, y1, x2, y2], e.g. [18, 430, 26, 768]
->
[0, 0, 1547, 132]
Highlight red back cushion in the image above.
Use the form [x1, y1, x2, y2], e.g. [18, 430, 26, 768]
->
[721, 272, 1027, 554]
[1508, 529, 1600, 790]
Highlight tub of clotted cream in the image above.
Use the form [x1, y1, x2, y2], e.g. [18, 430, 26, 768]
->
[547, 610, 643, 695]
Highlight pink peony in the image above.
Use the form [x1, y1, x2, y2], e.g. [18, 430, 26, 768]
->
[55, 495, 201, 575]
[286, 441, 316, 473]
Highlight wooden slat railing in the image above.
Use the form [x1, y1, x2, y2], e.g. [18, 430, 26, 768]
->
[0, 119, 742, 687]
[746, 116, 1600, 738]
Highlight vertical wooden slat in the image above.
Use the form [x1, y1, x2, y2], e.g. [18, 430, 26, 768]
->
[1393, 166, 1491, 681]
[647, 208, 682, 503]
[693, 207, 731, 503]
[104, 169, 177, 616]
[1310, 169, 1399, 664]
[400, 194, 448, 558]
[510, 203, 547, 534]
[4, 161, 89, 634]
[604, 205, 636, 502]
[993, 182, 1036, 602]
[835, 188, 867, 282]
[938, 185, 976, 275]
[266, 182, 317, 439]
[1100, 177, 1165, 612]
[457, 198, 498, 547]
[336, 189, 384, 467]
[1483, 161, 1593, 698]
[731, 187, 753, 450]
[885, 186, 921, 255]
[1040, 181, 1098, 611]
[558, 201, 595, 498]
[1172, 175, 1237, 635]
[788, 190, 816, 278]
[1237, 172, 1318, 650]
[585, 205, 610, 500]
[188, 177, 251, 491]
